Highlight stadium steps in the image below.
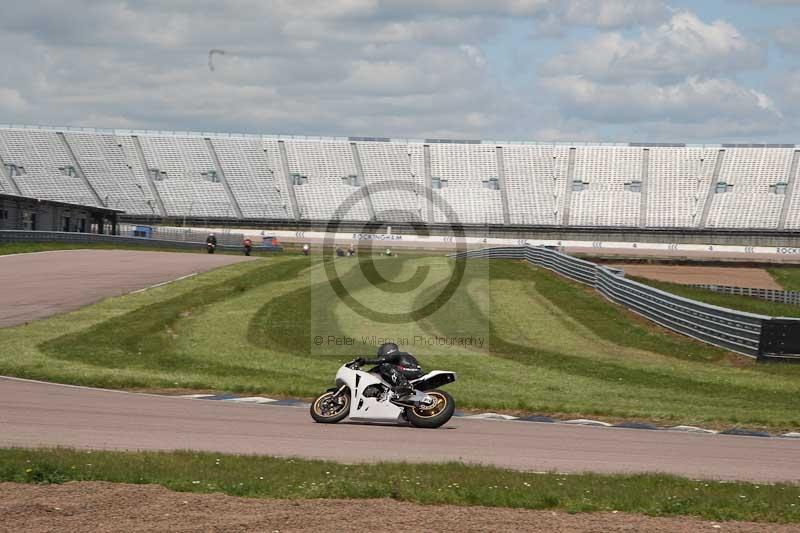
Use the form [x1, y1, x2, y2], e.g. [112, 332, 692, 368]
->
[779, 150, 800, 230]
[423, 143, 434, 223]
[204, 138, 244, 219]
[638, 148, 649, 228]
[699, 148, 725, 229]
[131, 135, 167, 217]
[57, 132, 105, 207]
[560, 147, 577, 225]
[494, 146, 511, 225]
[349, 142, 376, 221]
[276, 140, 301, 220]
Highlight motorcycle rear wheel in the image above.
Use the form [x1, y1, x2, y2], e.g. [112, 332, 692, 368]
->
[405, 389, 455, 429]
[310, 389, 350, 423]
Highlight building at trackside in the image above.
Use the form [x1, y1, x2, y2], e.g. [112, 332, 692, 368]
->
[0, 193, 121, 234]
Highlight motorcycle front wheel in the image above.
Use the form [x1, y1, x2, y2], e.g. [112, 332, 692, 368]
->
[405, 389, 455, 429]
[310, 389, 350, 423]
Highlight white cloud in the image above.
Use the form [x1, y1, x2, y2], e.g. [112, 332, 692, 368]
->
[543, 75, 782, 124]
[0, 5, 492, 135]
[381, 0, 667, 25]
[532, 9, 782, 140]
[459, 44, 487, 68]
[738, 0, 800, 5]
[0, 1, 789, 143]
[562, 0, 667, 27]
[535, 0, 668, 35]
[543, 11, 765, 82]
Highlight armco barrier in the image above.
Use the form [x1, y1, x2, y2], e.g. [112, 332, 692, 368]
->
[0, 230, 282, 252]
[453, 245, 800, 361]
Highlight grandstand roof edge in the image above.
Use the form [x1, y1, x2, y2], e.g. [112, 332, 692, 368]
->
[0, 192, 125, 213]
[0, 123, 794, 148]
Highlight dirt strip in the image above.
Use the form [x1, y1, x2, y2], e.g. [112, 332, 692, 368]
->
[608, 264, 782, 289]
[0, 250, 253, 327]
[1, 482, 795, 533]
[570, 247, 800, 264]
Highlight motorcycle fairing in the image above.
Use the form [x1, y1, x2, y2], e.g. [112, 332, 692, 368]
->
[335, 366, 404, 421]
[410, 371, 457, 391]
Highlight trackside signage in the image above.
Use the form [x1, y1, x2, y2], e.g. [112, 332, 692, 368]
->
[167, 226, 794, 256]
[351, 233, 403, 241]
[265, 230, 787, 256]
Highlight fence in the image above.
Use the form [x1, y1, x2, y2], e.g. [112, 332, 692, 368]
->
[116, 224, 246, 247]
[453, 245, 800, 361]
[0, 229, 282, 251]
[688, 284, 800, 306]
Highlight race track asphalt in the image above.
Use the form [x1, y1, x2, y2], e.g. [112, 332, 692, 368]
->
[2, 377, 799, 483]
[0, 250, 252, 327]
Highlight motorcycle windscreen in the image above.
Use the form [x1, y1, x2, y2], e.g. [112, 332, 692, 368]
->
[412, 372, 456, 391]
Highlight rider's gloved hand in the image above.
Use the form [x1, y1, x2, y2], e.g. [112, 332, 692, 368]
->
[354, 357, 366, 366]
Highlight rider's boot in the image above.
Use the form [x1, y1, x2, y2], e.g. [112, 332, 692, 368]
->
[393, 385, 414, 402]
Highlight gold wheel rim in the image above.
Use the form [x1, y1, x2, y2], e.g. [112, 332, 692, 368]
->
[412, 391, 448, 418]
[314, 392, 348, 418]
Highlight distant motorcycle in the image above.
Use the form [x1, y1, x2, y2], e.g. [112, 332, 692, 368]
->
[243, 239, 253, 256]
[206, 242, 216, 254]
[310, 358, 457, 428]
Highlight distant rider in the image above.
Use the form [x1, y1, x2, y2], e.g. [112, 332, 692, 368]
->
[356, 342, 422, 401]
[206, 233, 217, 254]
[243, 237, 253, 256]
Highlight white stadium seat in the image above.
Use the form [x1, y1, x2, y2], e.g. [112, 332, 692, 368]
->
[0, 126, 797, 229]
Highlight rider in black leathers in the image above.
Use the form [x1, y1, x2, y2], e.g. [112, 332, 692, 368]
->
[205, 233, 217, 254]
[357, 343, 422, 400]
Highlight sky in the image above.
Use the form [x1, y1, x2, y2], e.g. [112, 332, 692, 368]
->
[0, 0, 799, 143]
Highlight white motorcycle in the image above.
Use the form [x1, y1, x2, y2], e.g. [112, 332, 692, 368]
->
[310, 359, 457, 429]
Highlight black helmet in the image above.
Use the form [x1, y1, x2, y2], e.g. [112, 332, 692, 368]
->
[377, 342, 399, 357]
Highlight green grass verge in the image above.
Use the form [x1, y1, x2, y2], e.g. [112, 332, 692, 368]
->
[769, 267, 800, 291]
[630, 276, 800, 319]
[2, 254, 800, 430]
[1, 448, 798, 523]
[519, 265, 730, 362]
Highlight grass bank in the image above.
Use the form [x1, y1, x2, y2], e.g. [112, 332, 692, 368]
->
[2, 254, 800, 430]
[1, 448, 798, 523]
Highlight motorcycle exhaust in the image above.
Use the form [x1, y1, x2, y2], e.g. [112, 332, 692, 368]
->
[389, 392, 435, 409]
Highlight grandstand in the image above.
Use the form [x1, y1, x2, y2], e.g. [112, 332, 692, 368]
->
[0, 125, 798, 231]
